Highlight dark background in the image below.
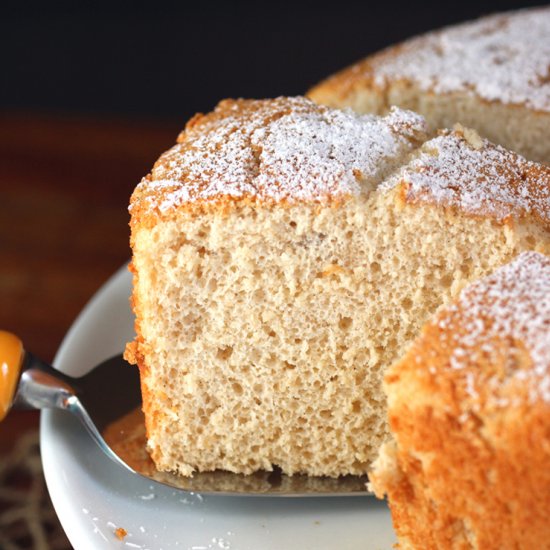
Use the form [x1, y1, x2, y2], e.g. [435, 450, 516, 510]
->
[2, 1, 547, 122]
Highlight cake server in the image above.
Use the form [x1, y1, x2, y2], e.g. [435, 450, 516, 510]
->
[0, 330, 370, 497]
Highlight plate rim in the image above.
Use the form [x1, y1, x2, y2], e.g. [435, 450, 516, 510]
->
[39, 263, 396, 549]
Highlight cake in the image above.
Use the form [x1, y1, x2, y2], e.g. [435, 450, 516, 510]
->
[369, 251, 550, 549]
[125, 96, 549, 478]
[308, 7, 550, 164]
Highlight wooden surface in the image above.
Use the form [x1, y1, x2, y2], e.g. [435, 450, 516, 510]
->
[0, 111, 179, 449]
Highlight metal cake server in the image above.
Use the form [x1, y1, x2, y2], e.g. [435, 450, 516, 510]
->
[0, 330, 370, 497]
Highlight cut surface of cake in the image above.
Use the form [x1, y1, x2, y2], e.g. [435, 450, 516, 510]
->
[369, 252, 550, 549]
[125, 96, 549, 478]
[308, 7, 550, 164]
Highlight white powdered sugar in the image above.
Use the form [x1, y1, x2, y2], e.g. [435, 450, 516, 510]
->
[386, 131, 550, 222]
[132, 97, 426, 212]
[443, 252, 550, 405]
[371, 8, 550, 111]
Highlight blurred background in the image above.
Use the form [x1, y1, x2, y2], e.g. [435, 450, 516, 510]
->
[3, 0, 546, 119]
[0, 1, 546, 548]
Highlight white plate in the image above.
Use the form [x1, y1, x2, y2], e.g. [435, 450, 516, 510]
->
[41, 265, 396, 550]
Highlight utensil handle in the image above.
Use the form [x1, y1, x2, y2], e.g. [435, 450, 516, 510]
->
[0, 330, 77, 420]
[0, 331, 24, 421]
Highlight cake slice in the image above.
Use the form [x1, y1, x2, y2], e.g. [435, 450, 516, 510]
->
[369, 252, 550, 549]
[308, 7, 550, 164]
[125, 96, 549, 478]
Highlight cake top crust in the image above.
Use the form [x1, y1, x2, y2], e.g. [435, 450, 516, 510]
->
[129, 97, 426, 218]
[316, 7, 550, 112]
[433, 252, 550, 406]
[386, 126, 550, 225]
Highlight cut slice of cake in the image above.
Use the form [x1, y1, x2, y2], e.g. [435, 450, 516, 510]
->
[308, 7, 550, 164]
[369, 252, 550, 549]
[125, 96, 549, 478]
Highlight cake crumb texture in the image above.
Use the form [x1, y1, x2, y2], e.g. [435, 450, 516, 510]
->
[369, 252, 550, 549]
[126, 97, 550, 479]
[114, 527, 127, 541]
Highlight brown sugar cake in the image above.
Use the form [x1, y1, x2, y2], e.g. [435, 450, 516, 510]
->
[369, 252, 550, 550]
[308, 8, 550, 164]
[125, 96, 550, 478]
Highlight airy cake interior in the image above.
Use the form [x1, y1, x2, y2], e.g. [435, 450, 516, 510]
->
[129, 172, 546, 477]
[126, 97, 549, 478]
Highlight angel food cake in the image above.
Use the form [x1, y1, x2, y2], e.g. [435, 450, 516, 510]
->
[369, 252, 550, 549]
[125, 96, 549, 478]
[308, 7, 550, 163]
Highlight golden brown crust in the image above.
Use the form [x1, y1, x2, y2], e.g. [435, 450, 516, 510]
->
[308, 52, 394, 109]
[388, 128, 550, 228]
[127, 95, 549, 482]
[123, 262, 157, 451]
[123, 262, 146, 368]
[370, 252, 550, 549]
[130, 98, 549, 239]
[128, 96, 428, 229]
[308, 8, 550, 114]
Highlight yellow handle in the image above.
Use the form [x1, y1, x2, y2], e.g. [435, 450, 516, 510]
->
[0, 331, 24, 421]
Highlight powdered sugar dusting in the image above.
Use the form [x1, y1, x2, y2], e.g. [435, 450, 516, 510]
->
[371, 8, 550, 111]
[442, 252, 550, 404]
[131, 97, 427, 213]
[386, 130, 550, 223]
